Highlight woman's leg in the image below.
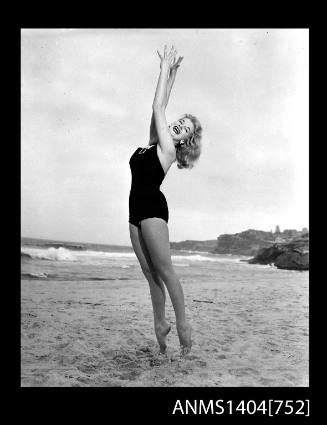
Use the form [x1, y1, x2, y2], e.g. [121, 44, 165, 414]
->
[129, 223, 171, 353]
[140, 217, 192, 354]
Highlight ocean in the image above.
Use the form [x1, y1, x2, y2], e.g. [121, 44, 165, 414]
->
[21, 236, 308, 286]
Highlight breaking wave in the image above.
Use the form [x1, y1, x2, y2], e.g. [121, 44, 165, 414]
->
[21, 247, 243, 264]
[21, 272, 49, 279]
[21, 246, 138, 261]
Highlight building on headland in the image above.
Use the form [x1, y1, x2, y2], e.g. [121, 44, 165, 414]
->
[274, 236, 285, 243]
[213, 226, 309, 256]
[171, 226, 309, 257]
[271, 226, 309, 243]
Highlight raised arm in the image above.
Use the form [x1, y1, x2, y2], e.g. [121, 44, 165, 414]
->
[148, 55, 183, 146]
[151, 46, 179, 156]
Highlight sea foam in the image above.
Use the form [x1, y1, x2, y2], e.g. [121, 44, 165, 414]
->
[21, 246, 136, 262]
[21, 246, 242, 264]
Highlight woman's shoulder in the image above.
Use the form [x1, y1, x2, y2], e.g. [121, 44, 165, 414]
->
[138, 145, 156, 154]
[156, 144, 176, 174]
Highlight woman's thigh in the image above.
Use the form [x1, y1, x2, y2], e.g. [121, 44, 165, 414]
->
[140, 217, 174, 277]
[129, 222, 157, 275]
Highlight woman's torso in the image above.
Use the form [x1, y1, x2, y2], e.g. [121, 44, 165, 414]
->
[129, 144, 168, 197]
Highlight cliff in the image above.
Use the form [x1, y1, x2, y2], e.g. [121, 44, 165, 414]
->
[170, 239, 217, 252]
[248, 234, 309, 270]
[213, 229, 276, 256]
[170, 228, 309, 259]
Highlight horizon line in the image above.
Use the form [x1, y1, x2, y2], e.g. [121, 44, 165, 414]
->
[21, 225, 309, 247]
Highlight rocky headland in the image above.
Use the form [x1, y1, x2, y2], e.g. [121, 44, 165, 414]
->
[248, 233, 309, 270]
[170, 228, 309, 270]
[170, 239, 218, 253]
[213, 229, 275, 256]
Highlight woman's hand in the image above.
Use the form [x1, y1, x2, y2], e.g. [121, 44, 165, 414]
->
[157, 45, 177, 70]
[170, 55, 184, 73]
[152, 45, 181, 112]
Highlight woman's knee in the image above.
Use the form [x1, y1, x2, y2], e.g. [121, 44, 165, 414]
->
[154, 264, 176, 282]
[141, 266, 160, 282]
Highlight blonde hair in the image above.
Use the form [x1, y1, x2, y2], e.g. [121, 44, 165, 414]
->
[175, 114, 203, 169]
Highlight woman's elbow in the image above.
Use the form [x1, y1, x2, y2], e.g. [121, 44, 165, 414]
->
[152, 102, 165, 112]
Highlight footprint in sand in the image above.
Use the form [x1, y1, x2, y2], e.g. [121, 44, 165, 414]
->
[101, 381, 122, 387]
[284, 373, 299, 384]
[35, 352, 51, 360]
[178, 353, 198, 360]
[149, 354, 170, 367]
[195, 360, 207, 367]
[174, 353, 206, 367]
[259, 377, 275, 386]
[136, 342, 158, 353]
[228, 367, 259, 377]
[113, 351, 148, 375]
[114, 352, 134, 363]
[76, 376, 92, 384]
[119, 370, 141, 381]
[77, 364, 98, 374]
[221, 346, 230, 352]
[55, 342, 70, 349]
[135, 346, 169, 367]
[135, 346, 153, 357]
[101, 348, 116, 358]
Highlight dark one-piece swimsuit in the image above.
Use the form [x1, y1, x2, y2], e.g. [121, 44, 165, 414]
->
[129, 144, 169, 229]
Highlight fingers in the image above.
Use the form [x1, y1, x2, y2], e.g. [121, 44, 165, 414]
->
[168, 46, 177, 68]
[170, 55, 183, 71]
[170, 46, 177, 59]
[159, 45, 181, 67]
[162, 44, 177, 57]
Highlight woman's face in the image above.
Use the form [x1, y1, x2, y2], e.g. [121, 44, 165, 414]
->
[169, 117, 195, 144]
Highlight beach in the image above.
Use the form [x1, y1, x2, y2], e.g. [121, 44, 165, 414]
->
[21, 239, 308, 387]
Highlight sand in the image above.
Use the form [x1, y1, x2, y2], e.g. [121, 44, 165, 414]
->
[21, 274, 309, 387]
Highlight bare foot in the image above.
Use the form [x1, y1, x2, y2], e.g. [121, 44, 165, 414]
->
[177, 322, 192, 356]
[155, 321, 171, 354]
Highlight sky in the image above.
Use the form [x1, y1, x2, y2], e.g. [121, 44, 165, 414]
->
[21, 28, 309, 246]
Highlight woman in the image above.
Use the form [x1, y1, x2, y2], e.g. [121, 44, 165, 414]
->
[128, 45, 203, 357]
